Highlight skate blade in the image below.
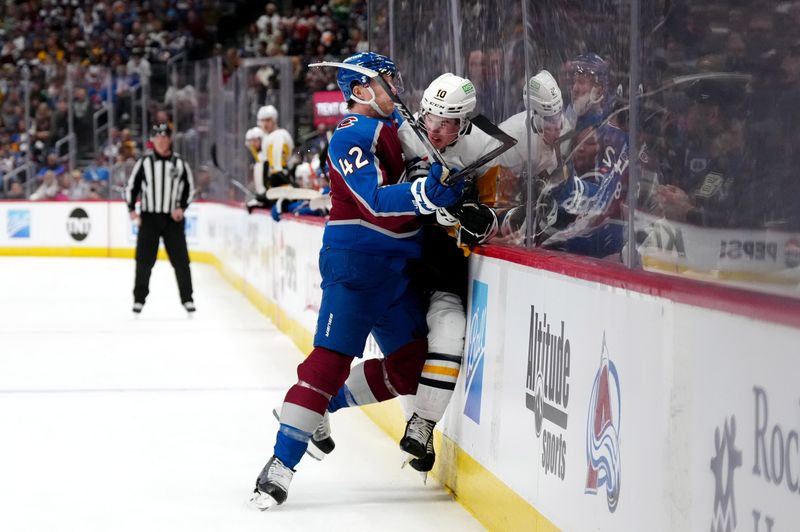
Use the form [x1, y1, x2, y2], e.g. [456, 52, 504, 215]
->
[250, 490, 280, 511]
[400, 455, 430, 484]
[305, 445, 326, 461]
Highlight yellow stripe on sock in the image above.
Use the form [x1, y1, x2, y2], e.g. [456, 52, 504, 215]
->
[422, 364, 460, 378]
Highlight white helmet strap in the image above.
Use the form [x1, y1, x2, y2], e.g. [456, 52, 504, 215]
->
[351, 85, 391, 118]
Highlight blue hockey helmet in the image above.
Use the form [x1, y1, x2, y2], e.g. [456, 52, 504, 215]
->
[568, 52, 610, 89]
[336, 52, 400, 101]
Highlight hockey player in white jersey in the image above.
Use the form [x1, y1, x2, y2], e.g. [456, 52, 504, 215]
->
[492, 70, 567, 241]
[399, 72, 563, 472]
[497, 69, 564, 179]
[320, 73, 495, 477]
[247, 105, 295, 211]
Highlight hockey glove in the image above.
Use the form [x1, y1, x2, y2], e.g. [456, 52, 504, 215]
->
[435, 207, 459, 227]
[455, 202, 498, 246]
[270, 198, 288, 222]
[411, 163, 464, 215]
[404, 156, 430, 183]
[269, 170, 292, 188]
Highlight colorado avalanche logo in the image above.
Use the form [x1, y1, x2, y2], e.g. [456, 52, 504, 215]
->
[337, 116, 358, 129]
[585, 333, 621, 512]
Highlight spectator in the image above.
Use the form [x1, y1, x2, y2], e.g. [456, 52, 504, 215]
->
[29, 170, 59, 200]
[36, 153, 66, 180]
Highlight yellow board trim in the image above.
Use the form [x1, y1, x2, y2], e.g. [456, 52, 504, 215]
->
[0, 246, 554, 531]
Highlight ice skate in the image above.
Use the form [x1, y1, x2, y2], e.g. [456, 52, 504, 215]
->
[271, 408, 335, 460]
[183, 301, 196, 315]
[132, 302, 144, 315]
[399, 413, 434, 459]
[251, 456, 294, 510]
[409, 434, 435, 484]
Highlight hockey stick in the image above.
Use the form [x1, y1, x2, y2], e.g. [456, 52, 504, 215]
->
[309, 194, 332, 211]
[230, 178, 255, 199]
[308, 61, 450, 174]
[210, 142, 259, 200]
[446, 114, 518, 184]
[266, 186, 322, 201]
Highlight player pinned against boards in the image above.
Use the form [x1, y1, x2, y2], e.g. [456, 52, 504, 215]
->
[250, 52, 465, 510]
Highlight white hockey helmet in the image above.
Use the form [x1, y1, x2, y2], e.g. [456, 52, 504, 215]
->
[420, 73, 477, 138]
[523, 70, 563, 134]
[257, 105, 278, 121]
[245, 126, 265, 141]
[294, 162, 314, 189]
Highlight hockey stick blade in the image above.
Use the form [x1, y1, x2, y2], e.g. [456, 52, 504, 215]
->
[308, 61, 449, 171]
[444, 114, 518, 185]
[266, 187, 322, 201]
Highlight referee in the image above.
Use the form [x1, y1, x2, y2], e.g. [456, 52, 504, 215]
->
[126, 122, 196, 314]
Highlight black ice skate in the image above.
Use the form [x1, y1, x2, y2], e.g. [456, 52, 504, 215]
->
[271, 408, 335, 460]
[399, 413, 435, 459]
[409, 434, 435, 473]
[251, 455, 294, 510]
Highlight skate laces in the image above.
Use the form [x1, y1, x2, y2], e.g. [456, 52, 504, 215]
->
[406, 414, 433, 444]
[313, 412, 331, 441]
[266, 457, 294, 491]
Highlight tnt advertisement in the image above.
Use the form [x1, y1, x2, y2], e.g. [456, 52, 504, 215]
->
[0, 202, 108, 247]
[312, 91, 347, 128]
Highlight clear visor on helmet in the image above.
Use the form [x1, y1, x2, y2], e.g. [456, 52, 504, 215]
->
[541, 112, 563, 128]
[569, 65, 602, 87]
[358, 71, 404, 97]
[421, 112, 462, 134]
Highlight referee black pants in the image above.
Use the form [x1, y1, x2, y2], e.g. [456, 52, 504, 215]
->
[133, 213, 193, 304]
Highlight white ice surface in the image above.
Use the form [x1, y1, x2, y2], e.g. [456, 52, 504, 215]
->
[0, 257, 484, 532]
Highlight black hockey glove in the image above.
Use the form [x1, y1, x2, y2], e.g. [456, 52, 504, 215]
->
[454, 202, 498, 247]
[269, 170, 292, 188]
[404, 156, 430, 183]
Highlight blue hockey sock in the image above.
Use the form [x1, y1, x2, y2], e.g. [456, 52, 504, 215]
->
[327, 385, 358, 413]
[274, 423, 311, 469]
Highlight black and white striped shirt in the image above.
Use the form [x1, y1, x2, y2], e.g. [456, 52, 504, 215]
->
[125, 151, 195, 214]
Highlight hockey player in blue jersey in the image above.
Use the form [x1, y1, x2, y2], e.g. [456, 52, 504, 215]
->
[251, 52, 464, 510]
[532, 53, 633, 258]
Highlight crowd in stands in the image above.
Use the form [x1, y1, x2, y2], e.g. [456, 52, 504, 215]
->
[235, 1, 368, 128]
[0, 0, 221, 199]
[0, 0, 369, 201]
